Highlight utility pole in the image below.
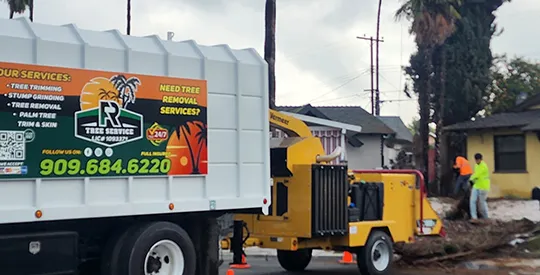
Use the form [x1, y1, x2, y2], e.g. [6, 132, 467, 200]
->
[356, 36, 383, 115]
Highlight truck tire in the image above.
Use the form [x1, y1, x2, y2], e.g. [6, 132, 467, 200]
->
[356, 231, 393, 275]
[100, 227, 131, 275]
[117, 221, 197, 275]
[277, 249, 312, 271]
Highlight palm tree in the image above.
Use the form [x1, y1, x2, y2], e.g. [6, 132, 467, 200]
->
[126, 0, 131, 35]
[194, 122, 208, 173]
[264, 0, 276, 109]
[109, 75, 141, 108]
[27, 0, 32, 21]
[395, 0, 461, 191]
[4, 0, 29, 20]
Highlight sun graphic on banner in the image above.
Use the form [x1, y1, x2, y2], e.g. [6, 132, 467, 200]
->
[79, 77, 122, 110]
[79, 75, 141, 111]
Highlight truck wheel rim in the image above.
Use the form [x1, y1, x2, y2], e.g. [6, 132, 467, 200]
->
[144, 240, 184, 275]
[371, 240, 390, 271]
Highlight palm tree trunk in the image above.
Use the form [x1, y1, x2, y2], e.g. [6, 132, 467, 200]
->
[435, 45, 446, 195]
[28, 0, 33, 21]
[420, 47, 433, 193]
[264, 0, 276, 109]
[375, 0, 382, 115]
[126, 0, 131, 35]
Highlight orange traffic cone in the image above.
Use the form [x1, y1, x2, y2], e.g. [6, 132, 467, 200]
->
[338, 251, 356, 264]
[230, 254, 251, 269]
[226, 269, 235, 275]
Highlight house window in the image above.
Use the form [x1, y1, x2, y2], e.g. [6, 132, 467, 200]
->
[494, 134, 526, 172]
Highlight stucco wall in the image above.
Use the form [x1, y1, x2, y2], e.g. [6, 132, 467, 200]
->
[466, 130, 540, 198]
[346, 135, 385, 169]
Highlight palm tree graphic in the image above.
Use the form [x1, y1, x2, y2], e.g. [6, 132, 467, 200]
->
[194, 122, 208, 173]
[110, 74, 141, 108]
[174, 119, 198, 174]
[98, 88, 119, 101]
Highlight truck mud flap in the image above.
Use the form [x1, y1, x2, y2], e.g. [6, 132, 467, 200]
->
[0, 231, 78, 275]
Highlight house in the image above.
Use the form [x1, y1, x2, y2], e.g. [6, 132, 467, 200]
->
[378, 116, 414, 165]
[276, 105, 412, 169]
[444, 93, 540, 198]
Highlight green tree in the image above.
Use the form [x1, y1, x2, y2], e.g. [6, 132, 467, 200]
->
[406, 117, 435, 136]
[264, 0, 276, 109]
[395, 0, 462, 187]
[484, 55, 540, 114]
[405, 0, 508, 195]
[4, 0, 32, 21]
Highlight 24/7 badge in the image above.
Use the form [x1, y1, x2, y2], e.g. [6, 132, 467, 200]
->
[146, 122, 169, 146]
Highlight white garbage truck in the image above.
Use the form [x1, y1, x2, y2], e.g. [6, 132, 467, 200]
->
[0, 18, 270, 275]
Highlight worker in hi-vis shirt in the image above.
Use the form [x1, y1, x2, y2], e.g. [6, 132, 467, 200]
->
[452, 155, 473, 196]
[469, 153, 491, 220]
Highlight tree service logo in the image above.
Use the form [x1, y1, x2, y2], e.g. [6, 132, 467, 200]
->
[74, 75, 143, 147]
[146, 122, 169, 146]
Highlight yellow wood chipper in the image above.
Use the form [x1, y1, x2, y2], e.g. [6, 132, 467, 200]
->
[221, 110, 445, 275]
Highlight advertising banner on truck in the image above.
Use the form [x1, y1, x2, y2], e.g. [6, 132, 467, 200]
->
[0, 61, 208, 178]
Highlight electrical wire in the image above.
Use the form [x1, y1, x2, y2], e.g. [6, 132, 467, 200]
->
[308, 69, 370, 103]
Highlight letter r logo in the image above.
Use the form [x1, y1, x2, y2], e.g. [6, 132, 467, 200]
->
[99, 101, 121, 127]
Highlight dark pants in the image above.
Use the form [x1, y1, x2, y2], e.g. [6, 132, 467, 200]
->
[454, 174, 471, 196]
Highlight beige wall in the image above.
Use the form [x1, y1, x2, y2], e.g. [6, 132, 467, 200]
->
[466, 129, 540, 198]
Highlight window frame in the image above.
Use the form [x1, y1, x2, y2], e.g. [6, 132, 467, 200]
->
[493, 134, 527, 173]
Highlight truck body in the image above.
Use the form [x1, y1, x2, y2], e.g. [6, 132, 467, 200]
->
[0, 17, 270, 275]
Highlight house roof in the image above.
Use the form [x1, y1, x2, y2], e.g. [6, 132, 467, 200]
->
[444, 109, 540, 131]
[277, 105, 394, 134]
[377, 116, 413, 143]
[512, 92, 540, 112]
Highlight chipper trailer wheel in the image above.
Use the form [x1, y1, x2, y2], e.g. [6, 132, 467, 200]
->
[277, 248, 313, 271]
[356, 231, 393, 275]
[111, 221, 197, 275]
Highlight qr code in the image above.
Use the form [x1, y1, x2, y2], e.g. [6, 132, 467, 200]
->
[0, 131, 26, 161]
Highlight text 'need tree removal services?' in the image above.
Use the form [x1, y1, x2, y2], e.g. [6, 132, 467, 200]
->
[0, 62, 208, 178]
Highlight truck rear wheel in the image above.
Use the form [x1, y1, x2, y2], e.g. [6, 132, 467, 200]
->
[117, 221, 197, 275]
[100, 228, 131, 275]
[356, 231, 393, 275]
[277, 249, 312, 271]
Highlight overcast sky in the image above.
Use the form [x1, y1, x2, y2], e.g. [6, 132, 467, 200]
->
[1, 0, 538, 125]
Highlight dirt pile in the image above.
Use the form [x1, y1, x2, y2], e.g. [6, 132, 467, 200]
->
[396, 219, 537, 265]
[396, 194, 539, 266]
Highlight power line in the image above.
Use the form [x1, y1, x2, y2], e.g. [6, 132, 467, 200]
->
[312, 92, 371, 104]
[307, 69, 370, 103]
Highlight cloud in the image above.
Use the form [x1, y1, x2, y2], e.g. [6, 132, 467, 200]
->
[0, 0, 537, 125]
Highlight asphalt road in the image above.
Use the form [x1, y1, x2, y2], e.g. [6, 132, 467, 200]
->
[219, 257, 451, 275]
[80, 256, 509, 275]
